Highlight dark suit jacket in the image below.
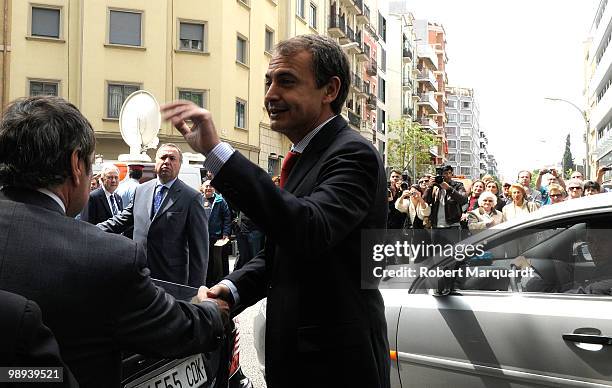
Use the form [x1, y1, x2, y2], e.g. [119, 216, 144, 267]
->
[214, 116, 390, 388]
[0, 289, 78, 387]
[0, 187, 224, 388]
[80, 187, 123, 225]
[98, 178, 209, 287]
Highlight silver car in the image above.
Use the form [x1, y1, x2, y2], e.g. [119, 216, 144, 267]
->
[385, 193, 612, 387]
[255, 194, 612, 387]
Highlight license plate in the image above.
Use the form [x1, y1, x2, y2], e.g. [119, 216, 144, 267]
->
[130, 354, 208, 388]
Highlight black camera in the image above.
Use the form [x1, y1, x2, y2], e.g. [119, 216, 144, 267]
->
[434, 167, 444, 184]
[400, 182, 409, 191]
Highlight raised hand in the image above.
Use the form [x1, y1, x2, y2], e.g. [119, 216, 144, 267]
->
[160, 100, 221, 155]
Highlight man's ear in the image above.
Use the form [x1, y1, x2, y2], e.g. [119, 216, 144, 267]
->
[322, 76, 341, 105]
[70, 150, 83, 187]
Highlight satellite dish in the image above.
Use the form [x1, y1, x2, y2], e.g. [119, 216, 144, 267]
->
[118, 90, 161, 162]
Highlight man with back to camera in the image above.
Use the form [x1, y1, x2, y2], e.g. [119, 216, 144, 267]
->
[98, 143, 209, 287]
[80, 163, 123, 224]
[162, 34, 390, 388]
[116, 164, 143, 206]
[0, 96, 228, 387]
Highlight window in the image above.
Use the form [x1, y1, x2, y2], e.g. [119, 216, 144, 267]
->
[377, 109, 386, 133]
[460, 167, 471, 176]
[378, 12, 386, 42]
[265, 28, 274, 53]
[236, 35, 248, 64]
[460, 154, 471, 163]
[460, 127, 472, 136]
[378, 77, 386, 103]
[446, 126, 457, 135]
[308, 3, 317, 29]
[380, 47, 386, 72]
[31, 6, 60, 38]
[462, 101, 471, 109]
[461, 114, 472, 123]
[460, 140, 470, 150]
[179, 22, 205, 51]
[178, 89, 206, 108]
[235, 99, 247, 129]
[447, 100, 456, 108]
[29, 80, 59, 96]
[447, 140, 457, 149]
[296, 0, 305, 18]
[107, 83, 140, 118]
[448, 154, 456, 162]
[448, 113, 457, 122]
[109, 10, 142, 46]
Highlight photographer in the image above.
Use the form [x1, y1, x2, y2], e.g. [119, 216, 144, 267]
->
[423, 165, 467, 229]
[395, 184, 431, 230]
[387, 169, 407, 229]
[535, 168, 565, 205]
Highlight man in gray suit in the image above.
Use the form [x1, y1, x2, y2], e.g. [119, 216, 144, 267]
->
[0, 96, 228, 387]
[98, 143, 209, 287]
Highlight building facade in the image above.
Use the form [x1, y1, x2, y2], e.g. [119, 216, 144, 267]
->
[585, 0, 612, 183]
[445, 86, 480, 179]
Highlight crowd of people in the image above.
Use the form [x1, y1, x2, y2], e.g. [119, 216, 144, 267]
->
[388, 165, 611, 234]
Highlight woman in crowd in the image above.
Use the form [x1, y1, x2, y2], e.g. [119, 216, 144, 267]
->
[395, 184, 431, 230]
[467, 191, 503, 231]
[583, 180, 601, 196]
[546, 184, 566, 204]
[484, 181, 506, 211]
[502, 184, 540, 222]
[460, 180, 485, 227]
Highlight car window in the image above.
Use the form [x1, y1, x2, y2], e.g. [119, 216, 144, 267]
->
[454, 216, 612, 296]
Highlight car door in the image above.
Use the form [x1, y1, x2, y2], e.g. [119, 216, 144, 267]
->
[394, 212, 612, 388]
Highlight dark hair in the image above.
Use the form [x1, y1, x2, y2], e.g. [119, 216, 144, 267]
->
[157, 143, 183, 164]
[517, 170, 532, 179]
[442, 165, 453, 173]
[275, 34, 350, 115]
[583, 180, 600, 191]
[129, 169, 143, 180]
[0, 96, 95, 188]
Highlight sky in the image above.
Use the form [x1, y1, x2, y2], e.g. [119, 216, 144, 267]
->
[399, 0, 600, 181]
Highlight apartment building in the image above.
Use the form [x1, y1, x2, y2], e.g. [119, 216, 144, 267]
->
[585, 0, 612, 183]
[445, 86, 480, 179]
[7, 0, 341, 175]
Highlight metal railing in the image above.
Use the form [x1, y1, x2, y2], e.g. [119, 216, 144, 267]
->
[348, 110, 361, 128]
[352, 73, 362, 91]
[328, 14, 346, 34]
[367, 58, 377, 75]
[346, 25, 355, 42]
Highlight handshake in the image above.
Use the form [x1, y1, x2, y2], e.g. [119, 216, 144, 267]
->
[193, 284, 233, 329]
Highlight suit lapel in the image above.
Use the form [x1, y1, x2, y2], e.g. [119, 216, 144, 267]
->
[99, 190, 112, 217]
[284, 116, 346, 193]
[138, 180, 156, 220]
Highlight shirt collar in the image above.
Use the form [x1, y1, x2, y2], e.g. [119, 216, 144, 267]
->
[36, 188, 66, 214]
[156, 177, 177, 189]
[101, 185, 114, 198]
[291, 115, 337, 153]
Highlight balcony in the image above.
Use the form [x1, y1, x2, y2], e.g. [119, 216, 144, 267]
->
[348, 110, 361, 129]
[347, 30, 362, 55]
[356, 3, 370, 25]
[416, 69, 438, 90]
[403, 44, 413, 62]
[366, 58, 377, 76]
[402, 107, 413, 117]
[340, 24, 355, 45]
[418, 116, 438, 129]
[328, 14, 346, 39]
[417, 92, 438, 113]
[402, 76, 412, 88]
[366, 93, 376, 110]
[342, 0, 362, 14]
[357, 42, 369, 61]
[351, 73, 363, 93]
[417, 44, 438, 70]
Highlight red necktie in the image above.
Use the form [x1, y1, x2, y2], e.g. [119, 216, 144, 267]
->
[280, 151, 301, 188]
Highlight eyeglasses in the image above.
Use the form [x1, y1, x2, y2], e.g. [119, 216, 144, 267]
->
[550, 194, 563, 198]
[481, 199, 494, 203]
[418, 180, 427, 184]
[568, 187, 582, 191]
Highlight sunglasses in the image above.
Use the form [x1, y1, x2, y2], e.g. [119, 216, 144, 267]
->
[568, 187, 582, 190]
[550, 194, 563, 198]
[418, 180, 427, 184]
[481, 199, 494, 203]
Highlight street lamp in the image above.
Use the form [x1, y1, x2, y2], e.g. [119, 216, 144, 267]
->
[544, 97, 590, 179]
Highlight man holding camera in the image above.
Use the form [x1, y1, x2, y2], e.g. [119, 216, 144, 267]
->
[387, 170, 407, 229]
[535, 168, 566, 205]
[423, 165, 467, 229]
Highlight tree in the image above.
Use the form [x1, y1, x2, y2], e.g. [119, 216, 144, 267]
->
[387, 118, 440, 179]
[562, 134, 575, 179]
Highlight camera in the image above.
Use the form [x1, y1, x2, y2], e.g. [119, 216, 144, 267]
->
[400, 182, 409, 191]
[602, 166, 612, 172]
[434, 167, 444, 184]
[540, 169, 550, 175]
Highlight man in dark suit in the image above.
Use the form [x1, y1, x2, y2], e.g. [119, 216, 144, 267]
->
[162, 35, 390, 388]
[0, 96, 228, 387]
[80, 163, 123, 224]
[0, 289, 78, 387]
[98, 143, 209, 287]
